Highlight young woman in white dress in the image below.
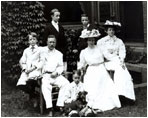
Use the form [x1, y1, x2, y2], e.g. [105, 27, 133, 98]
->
[97, 20, 135, 104]
[78, 29, 121, 116]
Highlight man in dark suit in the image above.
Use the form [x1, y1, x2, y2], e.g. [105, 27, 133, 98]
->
[43, 8, 67, 61]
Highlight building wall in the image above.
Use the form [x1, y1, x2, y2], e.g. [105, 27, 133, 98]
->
[143, 1, 147, 46]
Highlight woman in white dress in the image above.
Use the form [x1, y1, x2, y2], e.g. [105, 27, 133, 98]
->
[78, 29, 121, 116]
[97, 20, 135, 103]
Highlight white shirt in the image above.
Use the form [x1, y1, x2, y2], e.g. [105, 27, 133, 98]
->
[97, 35, 126, 62]
[19, 45, 42, 70]
[41, 46, 64, 74]
[52, 20, 59, 32]
[65, 81, 84, 103]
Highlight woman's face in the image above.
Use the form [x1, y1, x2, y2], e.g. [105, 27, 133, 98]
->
[106, 27, 115, 37]
[87, 38, 95, 47]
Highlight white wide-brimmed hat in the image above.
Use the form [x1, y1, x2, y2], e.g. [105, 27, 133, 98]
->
[80, 29, 101, 39]
[104, 20, 121, 29]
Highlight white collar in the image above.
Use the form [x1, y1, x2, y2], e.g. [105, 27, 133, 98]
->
[47, 47, 55, 53]
[52, 20, 59, 25]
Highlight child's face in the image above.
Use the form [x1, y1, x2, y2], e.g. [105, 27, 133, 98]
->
[106, 27, 115, 37]
[28, 35, 37, 46]
[81, 17, 89, 26]
[73, 73, 81, 84]
[51, 11, 60, 22]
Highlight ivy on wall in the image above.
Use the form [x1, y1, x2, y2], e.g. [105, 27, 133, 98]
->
[1, 1, 46, 85]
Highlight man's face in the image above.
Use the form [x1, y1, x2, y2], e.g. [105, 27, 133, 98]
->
[28, 35, 37, 46]
[47, 37, 56, 50]
[106, 27, 115, 37]
[81, 17, 89, 26]
[51, 11, 60, 22]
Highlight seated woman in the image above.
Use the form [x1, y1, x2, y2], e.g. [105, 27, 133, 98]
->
[97, 20, 135, 105]
[78, 29, 121, 116]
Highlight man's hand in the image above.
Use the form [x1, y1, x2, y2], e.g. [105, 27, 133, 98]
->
[25, 66, 37, 74]
[50, 72, 58, 78]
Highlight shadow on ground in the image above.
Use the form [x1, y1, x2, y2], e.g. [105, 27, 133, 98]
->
[1, 82, 147, 117]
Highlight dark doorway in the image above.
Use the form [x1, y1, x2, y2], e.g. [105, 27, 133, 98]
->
[41, 1, 83, 24]
[119, 1, 144, 43]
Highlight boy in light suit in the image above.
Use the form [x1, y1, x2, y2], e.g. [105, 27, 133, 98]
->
[17, 32, 42, 106]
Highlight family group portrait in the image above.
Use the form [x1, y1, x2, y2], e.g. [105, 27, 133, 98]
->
[1, 1, 147, 117]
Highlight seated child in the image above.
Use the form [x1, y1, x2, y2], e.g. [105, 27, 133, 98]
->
[16, 32, 42, 107]
[63, 70, 87, 116]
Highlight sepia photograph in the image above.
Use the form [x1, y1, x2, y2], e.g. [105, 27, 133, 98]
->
[1, 1, 147, 117]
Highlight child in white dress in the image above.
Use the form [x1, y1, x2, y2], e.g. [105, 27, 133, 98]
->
[63, 70, 85, 116]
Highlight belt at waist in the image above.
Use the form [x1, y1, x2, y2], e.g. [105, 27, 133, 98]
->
[43, 71, 52, 74]
[89, 62, 104, 66]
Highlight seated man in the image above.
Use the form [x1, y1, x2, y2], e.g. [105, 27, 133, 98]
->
[41, 35, 69, 116]
[16, 32, 42, 107]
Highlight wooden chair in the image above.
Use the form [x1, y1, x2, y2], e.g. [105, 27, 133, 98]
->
[37, 71, 73, 115]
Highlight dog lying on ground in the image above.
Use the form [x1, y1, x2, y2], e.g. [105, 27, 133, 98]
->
[63, 91, 88, 117]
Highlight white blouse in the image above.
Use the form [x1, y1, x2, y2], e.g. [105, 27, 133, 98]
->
[78, 46, 104, 69]
[97, 35, 126, 62]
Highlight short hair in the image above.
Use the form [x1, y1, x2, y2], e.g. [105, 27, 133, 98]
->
[47, 35, 56, 40]
[50, 8, 60, 16]
[73, 70, 81, 77]
[28, 32, 38, 40]
[81, 14, 88, 18]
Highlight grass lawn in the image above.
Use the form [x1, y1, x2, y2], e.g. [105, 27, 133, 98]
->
[1, 83, 147, 117]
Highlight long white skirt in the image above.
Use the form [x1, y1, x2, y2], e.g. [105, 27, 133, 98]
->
[105, 58, 135, 100]
[83, 64, 121, 111]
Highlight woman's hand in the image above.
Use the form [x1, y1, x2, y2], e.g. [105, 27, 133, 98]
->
[120, 61, 125, 70]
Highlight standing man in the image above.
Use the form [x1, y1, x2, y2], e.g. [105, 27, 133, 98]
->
[43, 8, 67, 62]
[41, 35, 69, 116]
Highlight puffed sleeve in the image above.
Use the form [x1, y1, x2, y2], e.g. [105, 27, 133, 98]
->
[19, 50, 27, 70]
[118, 39, 126, 62]
[78, 50, 87, 69]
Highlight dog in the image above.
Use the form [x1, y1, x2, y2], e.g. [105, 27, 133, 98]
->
[63, 91, 88, 117]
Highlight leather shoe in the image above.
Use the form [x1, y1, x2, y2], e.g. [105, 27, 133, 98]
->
[48, 111, 53, 117]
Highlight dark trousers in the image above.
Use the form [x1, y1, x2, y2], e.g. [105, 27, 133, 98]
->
[17, 80, 38, 98]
